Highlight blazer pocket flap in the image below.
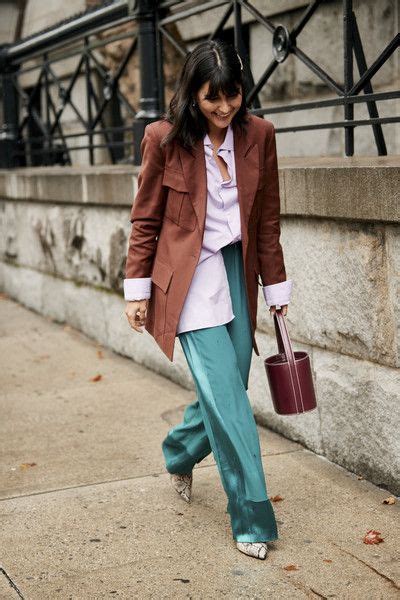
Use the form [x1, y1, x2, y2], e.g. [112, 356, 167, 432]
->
[151, 258, 173, 293]
[162, 168, 188, 192]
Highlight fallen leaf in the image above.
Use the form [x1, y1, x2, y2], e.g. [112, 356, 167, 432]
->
[97, 350, 104, 359]
[0, 292, 8, 300]
[363, 530, 384, 544]
[382, 496, 396, 505]
[283, 564, 299, 571]
[323, 559, 333, 563]
[90, 374, 102, 382]
[271, 494, 284, 502]
[20, 462, 37, 469]
[357, 475, 364, 480]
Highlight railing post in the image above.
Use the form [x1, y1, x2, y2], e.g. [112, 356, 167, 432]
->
[0, 46, 20, 168]
[132, 0, 163, 165]
[343, 0, 354, 156]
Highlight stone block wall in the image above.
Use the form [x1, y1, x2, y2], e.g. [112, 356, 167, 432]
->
[0, 158, 399, 493]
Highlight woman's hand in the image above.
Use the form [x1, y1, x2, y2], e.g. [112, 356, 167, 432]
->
[125, 299, 149, 333]
[269, 304, 288, 317]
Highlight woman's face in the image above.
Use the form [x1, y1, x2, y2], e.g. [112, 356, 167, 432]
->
[195, 80, 243, 131]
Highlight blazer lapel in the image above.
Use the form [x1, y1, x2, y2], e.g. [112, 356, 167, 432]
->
[178, 118, 259, 234]
[233, 120, 259, 229]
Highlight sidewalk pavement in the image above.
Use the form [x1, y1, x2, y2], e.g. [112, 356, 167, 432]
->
[0, 294, 399, 600]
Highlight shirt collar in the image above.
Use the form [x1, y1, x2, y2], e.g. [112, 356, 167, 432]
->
[203, 122, 234, 151]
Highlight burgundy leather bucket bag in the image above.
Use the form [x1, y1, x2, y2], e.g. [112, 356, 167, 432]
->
[264, 310, 317, 415]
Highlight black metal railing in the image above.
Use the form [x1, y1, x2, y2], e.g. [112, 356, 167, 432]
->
[0, 0, 398, 168]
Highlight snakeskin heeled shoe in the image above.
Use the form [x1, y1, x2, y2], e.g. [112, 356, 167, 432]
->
[169, 472, 193, 503]
[236, 541, 268, 560]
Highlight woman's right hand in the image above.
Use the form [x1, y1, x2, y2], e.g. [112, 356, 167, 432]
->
[125, 299, 149, 333]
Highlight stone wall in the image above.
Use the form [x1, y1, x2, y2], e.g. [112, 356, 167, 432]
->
[1, 159, 399, 493]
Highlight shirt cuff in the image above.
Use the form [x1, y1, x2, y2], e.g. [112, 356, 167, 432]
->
[124, 277, 152, 301]
[263, 279, 293, 307]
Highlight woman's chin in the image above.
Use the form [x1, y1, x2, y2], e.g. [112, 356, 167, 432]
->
[210, 116, 233, 128]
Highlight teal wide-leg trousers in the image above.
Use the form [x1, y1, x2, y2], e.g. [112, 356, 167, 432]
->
[162, 241, 278, 543]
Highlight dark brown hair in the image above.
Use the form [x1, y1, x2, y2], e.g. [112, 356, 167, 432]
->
[160, 39, 249, 150]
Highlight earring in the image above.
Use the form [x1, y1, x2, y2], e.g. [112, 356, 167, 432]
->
[192, 101, 196, 107]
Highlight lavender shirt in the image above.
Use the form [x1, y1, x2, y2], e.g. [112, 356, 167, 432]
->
[124, 122, 293, 331]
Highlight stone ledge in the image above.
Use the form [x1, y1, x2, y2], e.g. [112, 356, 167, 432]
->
[0, 165, 137, 208]
[0, 156, 399, 222]
[280, 156, 400, 223]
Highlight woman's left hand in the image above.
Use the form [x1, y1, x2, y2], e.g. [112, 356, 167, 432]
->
[269, 304, 288, 317]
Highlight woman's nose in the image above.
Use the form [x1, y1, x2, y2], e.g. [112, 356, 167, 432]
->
[218, 99, 231, 112]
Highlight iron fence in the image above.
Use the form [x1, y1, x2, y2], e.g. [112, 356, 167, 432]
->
[0, 0, 398, 167]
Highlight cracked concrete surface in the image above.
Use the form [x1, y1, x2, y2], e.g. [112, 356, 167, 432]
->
[0, 295, 399, 599]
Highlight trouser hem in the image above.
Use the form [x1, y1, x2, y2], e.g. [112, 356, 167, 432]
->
[163, 447, 197, 475]
[234, 533, 279, 543]
[228, 497, 279, 543]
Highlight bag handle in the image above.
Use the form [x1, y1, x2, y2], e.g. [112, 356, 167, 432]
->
[273, 309, 305, 412]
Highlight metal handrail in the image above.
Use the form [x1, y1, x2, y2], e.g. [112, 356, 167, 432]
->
[0, 0, 398, 168]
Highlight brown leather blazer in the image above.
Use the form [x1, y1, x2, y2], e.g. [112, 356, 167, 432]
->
[125, 112, 287, 362]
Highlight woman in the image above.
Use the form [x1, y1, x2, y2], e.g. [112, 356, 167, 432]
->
[124, 39, 293, 560]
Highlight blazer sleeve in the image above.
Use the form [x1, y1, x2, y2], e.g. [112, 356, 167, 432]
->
[258, 123, 293, 307]
[123, 123, 168, 301]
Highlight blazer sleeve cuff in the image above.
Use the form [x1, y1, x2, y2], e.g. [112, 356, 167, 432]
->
[263, 279, 293, 307]
[124, 277, 152, 301]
